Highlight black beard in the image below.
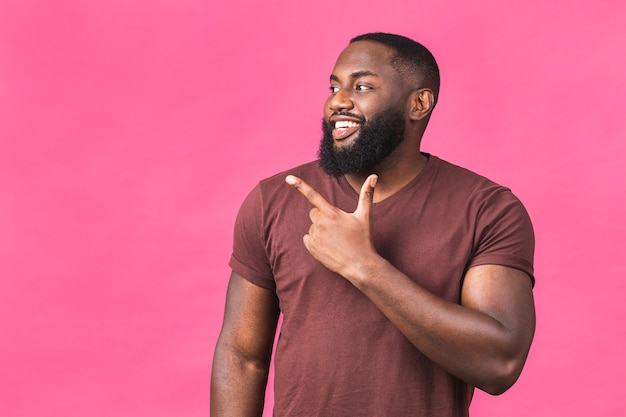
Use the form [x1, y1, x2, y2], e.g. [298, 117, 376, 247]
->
[318, 107, 406, 176]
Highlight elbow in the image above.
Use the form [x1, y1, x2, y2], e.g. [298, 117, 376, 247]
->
[476, 357, 526, 396]
[480, 380, 516, 396]
[475, 331, 534, 396]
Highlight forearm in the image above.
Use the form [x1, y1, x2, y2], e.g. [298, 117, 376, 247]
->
[347, 258, 534, 394]
[210, 343, 271, 416]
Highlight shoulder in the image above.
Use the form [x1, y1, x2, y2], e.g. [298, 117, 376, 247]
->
[259, 160, 323, 189]
[239, 160, 330, 213]
[427, 154, 533, 238]
[231, 161, 323, 256]
[429, 155, 506, 191]
[427, 157, 536, 281]
[427, 155, 525, 206]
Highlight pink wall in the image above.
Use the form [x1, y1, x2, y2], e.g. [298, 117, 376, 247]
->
[1, 1, 624, 416]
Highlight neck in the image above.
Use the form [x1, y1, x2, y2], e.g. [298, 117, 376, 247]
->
[344, 148, 427, 203]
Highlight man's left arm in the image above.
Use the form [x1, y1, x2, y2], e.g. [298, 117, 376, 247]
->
[354, 260, 535, 395]
[285, 174, 535, 395]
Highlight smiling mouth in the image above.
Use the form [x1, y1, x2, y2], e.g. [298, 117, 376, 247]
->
[332, 120, 361, 140]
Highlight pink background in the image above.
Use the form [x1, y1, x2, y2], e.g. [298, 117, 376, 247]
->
[1, 1, 624, 416]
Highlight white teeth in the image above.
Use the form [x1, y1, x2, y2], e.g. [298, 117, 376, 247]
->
[334, 120, 359, 129]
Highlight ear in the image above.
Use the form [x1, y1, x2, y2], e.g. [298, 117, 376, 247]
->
[408, 88, 435, 121]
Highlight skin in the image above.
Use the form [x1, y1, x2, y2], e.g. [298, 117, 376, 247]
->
[211, 271, 279, 416]
[211, 40, 536, 416]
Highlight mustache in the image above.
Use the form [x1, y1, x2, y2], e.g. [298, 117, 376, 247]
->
[329, 111, 366, 123]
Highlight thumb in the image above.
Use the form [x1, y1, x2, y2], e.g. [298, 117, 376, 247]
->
[354, 174, 377, 219]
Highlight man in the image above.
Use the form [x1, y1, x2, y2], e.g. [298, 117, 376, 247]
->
[211, 33, 535, 416]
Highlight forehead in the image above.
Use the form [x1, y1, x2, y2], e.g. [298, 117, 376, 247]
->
[332, 40, 398, 79]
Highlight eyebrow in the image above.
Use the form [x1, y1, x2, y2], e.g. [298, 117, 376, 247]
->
[329, 70, 379, 82]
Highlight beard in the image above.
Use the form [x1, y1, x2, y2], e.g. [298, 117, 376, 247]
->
[318, 106, 406, 177]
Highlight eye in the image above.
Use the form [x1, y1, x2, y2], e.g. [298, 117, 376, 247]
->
[355, 84, 372, 91]
[330, 86, 340, 93]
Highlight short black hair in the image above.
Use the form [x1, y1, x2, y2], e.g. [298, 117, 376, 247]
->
[350, 33, 440, 104]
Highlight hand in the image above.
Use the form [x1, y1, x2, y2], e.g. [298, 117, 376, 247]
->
[285, 174, 378, 279]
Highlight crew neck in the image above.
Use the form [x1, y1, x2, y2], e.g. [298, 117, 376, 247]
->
[337, 153, 436, 206]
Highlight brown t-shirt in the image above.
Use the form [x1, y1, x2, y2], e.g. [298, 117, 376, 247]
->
[229, 154, 535, 417]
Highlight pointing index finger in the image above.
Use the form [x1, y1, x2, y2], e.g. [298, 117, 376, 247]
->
[285, 175, 333, 210]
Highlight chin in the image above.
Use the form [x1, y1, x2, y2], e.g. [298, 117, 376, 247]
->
[334, 134, 359, 149]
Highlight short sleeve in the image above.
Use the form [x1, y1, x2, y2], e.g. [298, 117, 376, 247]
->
[469, 188, 535, 285]
[228, 183, 276, 290]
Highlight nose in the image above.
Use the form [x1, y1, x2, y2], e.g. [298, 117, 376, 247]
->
[328, 89, 354, 111]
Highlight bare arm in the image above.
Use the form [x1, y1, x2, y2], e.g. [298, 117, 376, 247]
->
[285, 174, 535, 395]
[211, 271, 280, 416]
[353, 261, 535, 394]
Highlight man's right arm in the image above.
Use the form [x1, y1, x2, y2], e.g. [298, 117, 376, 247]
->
[211, 271, 280, 417]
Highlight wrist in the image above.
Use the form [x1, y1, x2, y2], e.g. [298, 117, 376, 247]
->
[345, 253, 388, 290]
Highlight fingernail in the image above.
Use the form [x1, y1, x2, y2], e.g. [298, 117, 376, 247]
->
[285, 175, 296, 185]
[370, 175, 378, 188]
